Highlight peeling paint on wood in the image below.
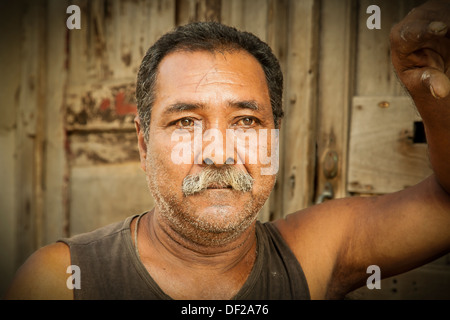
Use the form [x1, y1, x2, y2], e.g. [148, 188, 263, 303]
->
[66, 82, 137, 131]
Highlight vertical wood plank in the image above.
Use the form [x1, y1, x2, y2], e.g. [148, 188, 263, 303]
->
[15, 0, 47, 264]
[104, 0, 142, 79]
[355, 0, 424, 96]
[220, 0, 242, 27]
[33, 11, 47, 250]
[143, 0, 177, 52]
[263, 0, 289, 221]
[67, 0, 89, 86]
[221, 0, 268, 41]
[176, 0, 221, 25]
[176, 0, 197, 24]
[315, 0, 357, 201]
[282, 0, 320, 214]
[0, 0, 24, 296]
[356, 0, 400, 96]
[44, 0, 70, 242]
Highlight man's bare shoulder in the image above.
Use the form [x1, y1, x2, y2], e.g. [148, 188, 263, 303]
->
[272, 197, 359, 299]
[4, 242, 73, 300]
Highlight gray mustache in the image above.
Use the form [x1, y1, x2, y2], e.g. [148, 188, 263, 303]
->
[182, 166, 254, 196]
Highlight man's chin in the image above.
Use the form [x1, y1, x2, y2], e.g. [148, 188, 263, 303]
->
[152, 186, 266, 246]
[189, 204, 256, 233]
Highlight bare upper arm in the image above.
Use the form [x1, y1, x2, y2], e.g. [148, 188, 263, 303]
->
[4, 242, 74, 300]
[275, 175, 450, 299]
[274, 196, 355, 299]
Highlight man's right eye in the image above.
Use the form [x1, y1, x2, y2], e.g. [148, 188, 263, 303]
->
[176, 118, 194, 127]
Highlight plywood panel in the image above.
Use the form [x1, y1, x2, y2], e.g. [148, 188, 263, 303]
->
[348, 96, 432, 194]
[69, 163, 155, 235]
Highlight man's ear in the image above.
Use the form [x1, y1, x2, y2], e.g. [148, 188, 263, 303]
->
[134, 116, 147, 172]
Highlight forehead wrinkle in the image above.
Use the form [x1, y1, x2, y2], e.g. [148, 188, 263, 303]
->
[194, 68, 246, 92]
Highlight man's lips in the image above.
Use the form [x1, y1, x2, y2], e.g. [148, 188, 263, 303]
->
[206, 183, 233, 189]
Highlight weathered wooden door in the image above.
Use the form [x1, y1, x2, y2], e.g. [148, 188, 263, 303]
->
[63, 0, 177, 235]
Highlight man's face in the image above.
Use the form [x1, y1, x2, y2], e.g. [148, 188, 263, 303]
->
[137, 49, 278, 245]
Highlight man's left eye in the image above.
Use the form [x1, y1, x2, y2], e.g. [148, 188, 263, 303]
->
[176, 118, 194, 127]
[237, 117, 256, 126]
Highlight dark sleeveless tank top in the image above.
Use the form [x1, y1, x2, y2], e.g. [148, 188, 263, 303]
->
[59, 213, 310, 300]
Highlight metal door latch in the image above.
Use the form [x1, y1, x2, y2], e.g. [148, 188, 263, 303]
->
[315, 181, 334, 204]
[316, 150, 338, 204]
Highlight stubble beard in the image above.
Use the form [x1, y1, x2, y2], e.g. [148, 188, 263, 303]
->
[144, 153, 272, 248]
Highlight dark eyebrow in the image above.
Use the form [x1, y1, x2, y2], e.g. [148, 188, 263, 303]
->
[163, 100, 260, 115]
[228, 100, 260, 111]
[164, 103, 205, 115]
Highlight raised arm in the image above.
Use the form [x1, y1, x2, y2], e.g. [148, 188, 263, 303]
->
[275, 0, 450, 299]
[390, 0, 450, 192]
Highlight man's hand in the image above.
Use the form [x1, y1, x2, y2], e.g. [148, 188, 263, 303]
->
[390, 0, 450, 193]
[390, 0, 450, 103]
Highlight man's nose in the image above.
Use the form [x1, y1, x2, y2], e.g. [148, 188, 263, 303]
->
[199, 127, 236, 167]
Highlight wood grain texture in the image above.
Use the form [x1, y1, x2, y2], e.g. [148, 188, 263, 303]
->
[348, 96, 432, 194]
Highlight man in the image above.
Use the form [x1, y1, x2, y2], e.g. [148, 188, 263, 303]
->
[5, 0, 450, 299]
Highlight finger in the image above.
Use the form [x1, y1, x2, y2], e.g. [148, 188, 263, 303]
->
[428, 21, 449, 37]
[421, 68, 450, 99]
[391, 20, 448, 54]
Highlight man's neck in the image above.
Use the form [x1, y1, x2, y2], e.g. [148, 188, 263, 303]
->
[132, 209, 258, 299]
[148, 208, 256, 267]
